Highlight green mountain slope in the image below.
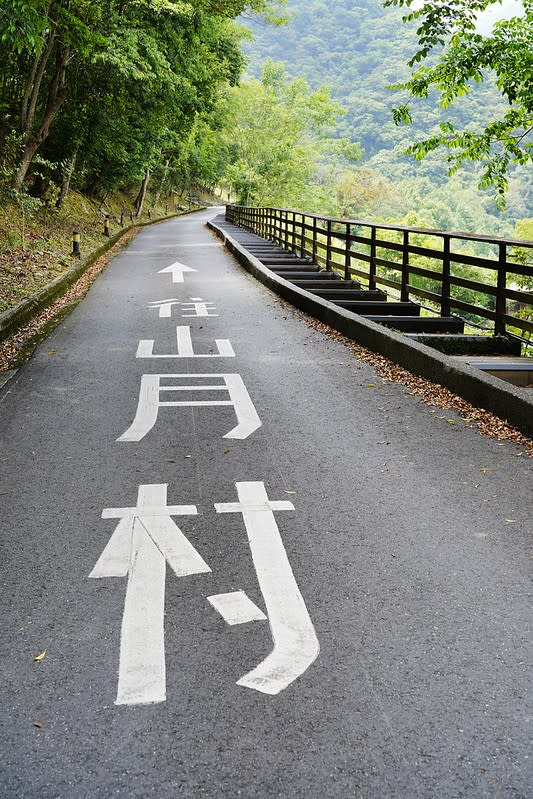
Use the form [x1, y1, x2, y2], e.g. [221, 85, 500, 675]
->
[242, 0, 531, 230]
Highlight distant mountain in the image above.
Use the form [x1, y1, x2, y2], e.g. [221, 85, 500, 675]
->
[242, 0, 531, 229]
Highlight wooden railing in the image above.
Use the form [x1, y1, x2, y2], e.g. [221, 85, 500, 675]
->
[226, 205, 533, 343]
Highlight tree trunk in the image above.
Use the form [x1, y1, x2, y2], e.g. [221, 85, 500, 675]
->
[20, 28, 56, 134]
[56, 148, 78, 209]
[12, 44, 70, 192]
[85, 160, 111, 198]
[152, 159, 170, 209]
[135, 169, 151, 218]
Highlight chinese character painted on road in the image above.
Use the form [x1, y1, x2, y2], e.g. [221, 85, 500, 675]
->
[181, 298, 218, 317]
[148, 299, 181, 318]
[147, 297, 218, 318]
[136, 327, 235, 359]
[90, 482, 319, 705]
[89, 483, 209, 705]
[117, 374, 261, 442]
[214, 482, 319, 696]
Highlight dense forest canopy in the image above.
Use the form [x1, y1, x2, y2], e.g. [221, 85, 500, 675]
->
[0, 0, 531, 244]
[0, 0, 286, 206]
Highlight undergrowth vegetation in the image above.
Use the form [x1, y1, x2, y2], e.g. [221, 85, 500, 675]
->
[0, 187, 202, 313]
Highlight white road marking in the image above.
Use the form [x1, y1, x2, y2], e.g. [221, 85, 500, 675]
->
[117, 374, 262, 442]
[181, 298, 218, 317]
[118, 516, 166, 705]
[158, 262, 198, 283]
[215, 482, 319, 695]
[207, 591, 267, 625]
[90, 484, 210, 705]
[0, 369, 18, 391]
[136, 327, 235, 359]
[148, 299, 181, 318]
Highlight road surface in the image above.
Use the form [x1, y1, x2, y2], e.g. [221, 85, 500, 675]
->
[1, 208, 531, 798]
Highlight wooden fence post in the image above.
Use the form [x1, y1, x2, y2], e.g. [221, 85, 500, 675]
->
[495, 242, 507, 335]
[401, 230, 409, 302]
[441, 235, 451, 317]
[344, 223, 351, 280]
[369, 226, 377, 290]
[291, 212, 296, 252]
[326, 220, 332, 271]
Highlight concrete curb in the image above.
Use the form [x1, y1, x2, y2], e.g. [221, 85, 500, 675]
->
[208, 217, 533, 438]
[0, 207, 205, 343]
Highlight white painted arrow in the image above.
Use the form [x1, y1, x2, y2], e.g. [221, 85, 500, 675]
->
[158, 262, 197, 283]
[89, 484, 210, 706]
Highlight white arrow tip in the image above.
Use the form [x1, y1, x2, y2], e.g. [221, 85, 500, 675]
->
[159, 262, 197, 273]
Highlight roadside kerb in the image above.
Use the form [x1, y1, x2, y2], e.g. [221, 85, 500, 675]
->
[0, 207, 205, 343]
[208, 217, 533, 438]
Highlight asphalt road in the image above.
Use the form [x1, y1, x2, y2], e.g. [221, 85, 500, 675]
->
[1, 207, 531, 799]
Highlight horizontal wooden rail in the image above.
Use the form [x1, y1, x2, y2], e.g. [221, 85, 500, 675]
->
[226, 205, 533, 342]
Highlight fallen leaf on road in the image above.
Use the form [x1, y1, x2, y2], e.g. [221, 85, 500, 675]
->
[33, 650, 46, 662]
[33, 721, 43, 729]
[304, 317, 533, 455]
[446, 419, 456, 425]
[284, 490, 296, 495]
[504, 519, 517, 524]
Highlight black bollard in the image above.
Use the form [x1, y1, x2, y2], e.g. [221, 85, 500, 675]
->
[104, 215, 110, 237]
[72, 230, 81, 258]
[165, 204, 168, 216]
[120, 211, 124, 226]
[148, 209, 152, 220]
[130, 211, 134, 223]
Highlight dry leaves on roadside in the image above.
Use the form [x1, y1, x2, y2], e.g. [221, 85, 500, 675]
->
[305, 317, 533, 456]
[0, 229, 138, 373]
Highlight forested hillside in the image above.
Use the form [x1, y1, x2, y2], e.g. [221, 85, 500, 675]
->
[0, 0, 285, 210]
[0, 0, 530, 243]
[242, 0, 532, 233]
[0, 0, 286, 312]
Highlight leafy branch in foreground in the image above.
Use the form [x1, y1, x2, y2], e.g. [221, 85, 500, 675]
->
[384, 0, 533, 207]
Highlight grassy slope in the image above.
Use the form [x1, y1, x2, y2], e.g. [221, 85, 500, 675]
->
[0, 189, 201, 313]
